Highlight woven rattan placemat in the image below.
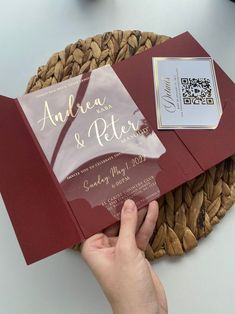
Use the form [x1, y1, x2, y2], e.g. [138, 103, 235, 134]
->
[26, 30, 235, 261]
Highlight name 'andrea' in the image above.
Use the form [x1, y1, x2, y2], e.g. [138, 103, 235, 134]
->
[37, 95, 107, 130]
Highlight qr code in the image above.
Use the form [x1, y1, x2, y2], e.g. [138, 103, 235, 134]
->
[181, 78, 214, 105]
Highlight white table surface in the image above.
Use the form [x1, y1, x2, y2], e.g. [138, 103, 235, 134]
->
[0, 0, 235, 313]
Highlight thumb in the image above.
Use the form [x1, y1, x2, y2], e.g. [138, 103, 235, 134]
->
[117, 199, 138, 249]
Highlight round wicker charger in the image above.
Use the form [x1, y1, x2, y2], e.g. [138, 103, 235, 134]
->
[26, 30, 235, 260]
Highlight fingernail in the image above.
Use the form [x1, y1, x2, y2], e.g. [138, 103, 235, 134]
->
[151, 200, 158, 207]
[123, 199, 136, 213]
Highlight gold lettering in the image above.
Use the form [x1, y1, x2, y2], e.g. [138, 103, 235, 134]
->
[74, 132, 85, 149]
[37, 95, 107, 130]
[37, 101, 57, 130]
[88, 114, 140, 147]
[88, 117, 108, 146]
[161, 77, 176, 113]
[68, 95, 77, 117]
[110, 166, 126, 177]
[83, 174, 110, 192]
[54, 112, 67, 123]
[96, 104, 112, 114]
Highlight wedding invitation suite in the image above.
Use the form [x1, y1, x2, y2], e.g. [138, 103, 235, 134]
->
[18, 65, 166, 219]
[1, 32, 235, 264]
[152, 57, 222, 129]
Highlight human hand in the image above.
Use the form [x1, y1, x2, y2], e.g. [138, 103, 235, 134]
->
[81, 200, 167, 314]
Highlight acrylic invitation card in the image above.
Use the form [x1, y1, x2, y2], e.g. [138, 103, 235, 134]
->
[18, 65, 166, 219]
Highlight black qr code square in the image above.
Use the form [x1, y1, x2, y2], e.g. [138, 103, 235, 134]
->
[181, 78, 214, 105]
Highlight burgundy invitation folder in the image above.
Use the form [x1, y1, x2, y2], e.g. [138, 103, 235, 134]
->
[0, 32, 234, 264]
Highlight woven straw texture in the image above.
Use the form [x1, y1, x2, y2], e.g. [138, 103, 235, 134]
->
[26, 30, 235, 260]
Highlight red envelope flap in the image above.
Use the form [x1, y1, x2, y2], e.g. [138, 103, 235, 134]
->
[155, 32, 235, 170]
[113, 33, 203, 193]
[0, 96, 83, 264]
[171, 33, 235, 169]
[113, 32, 235, 177]
[175, 97, 235, 170]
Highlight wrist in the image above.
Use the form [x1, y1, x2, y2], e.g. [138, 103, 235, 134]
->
[111, 301, 159, 314]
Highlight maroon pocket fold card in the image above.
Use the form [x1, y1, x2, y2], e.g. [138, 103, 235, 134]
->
[0, 32, 234, 264]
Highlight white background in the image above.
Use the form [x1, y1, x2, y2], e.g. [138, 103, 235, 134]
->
[0, 0, 235, 313]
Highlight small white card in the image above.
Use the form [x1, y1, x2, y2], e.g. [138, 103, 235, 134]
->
[152, 57, 222, 129]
